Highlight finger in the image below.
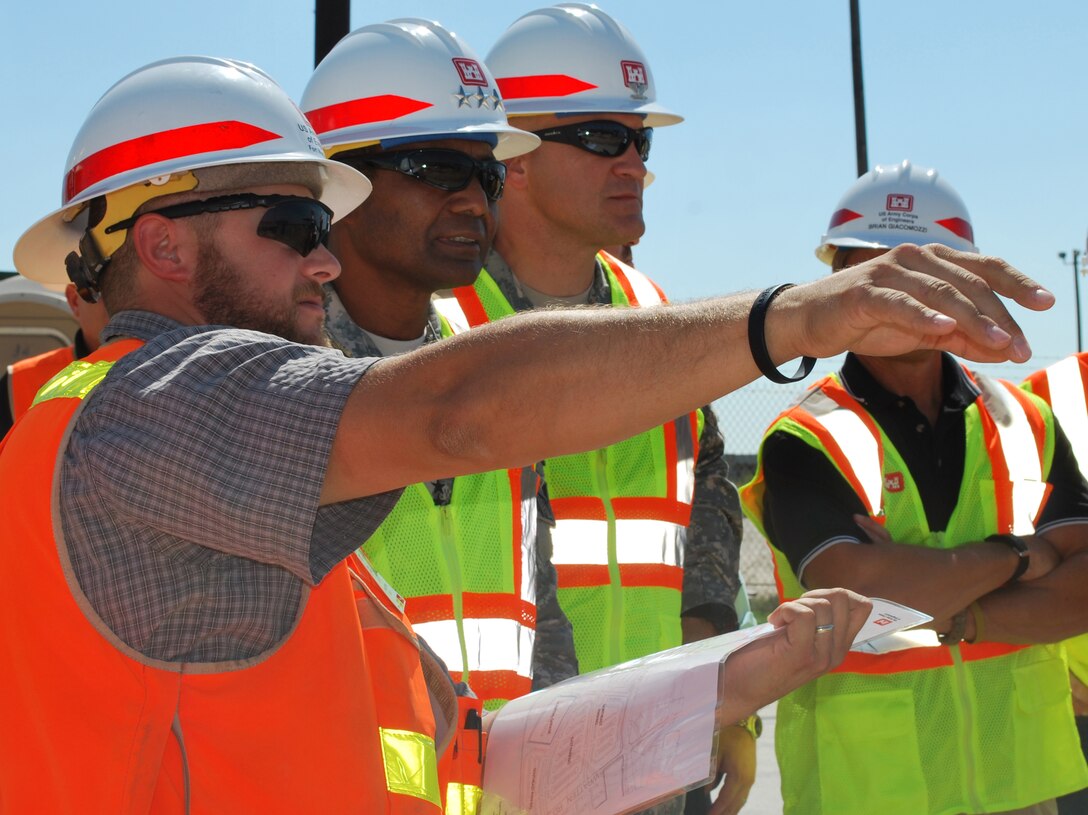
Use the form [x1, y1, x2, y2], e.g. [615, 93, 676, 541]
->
[870, 262, 1017, 358]
[885, 245, 1037, 362]
[799, 587, 872, 656]
[709, 776, 747, 815]
[926, 244, 1053, 312]
[767, 596, 822, 644]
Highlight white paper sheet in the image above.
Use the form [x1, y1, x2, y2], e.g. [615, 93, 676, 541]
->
[478, 597, 930, 815]
[479, 626, 774, 815]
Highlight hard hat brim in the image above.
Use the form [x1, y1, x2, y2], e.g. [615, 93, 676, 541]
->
[504, 100, 683, 128]
[815, 234, 980, 266]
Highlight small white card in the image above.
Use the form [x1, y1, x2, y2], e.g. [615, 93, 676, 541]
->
[851, 597, 933, 652]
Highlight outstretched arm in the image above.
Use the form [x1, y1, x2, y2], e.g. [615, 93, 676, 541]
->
[323, 245, 1052, 502]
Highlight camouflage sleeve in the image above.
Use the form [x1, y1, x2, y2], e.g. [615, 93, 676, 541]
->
[681, 404, 743, 633]
[530, 468, 580, 690]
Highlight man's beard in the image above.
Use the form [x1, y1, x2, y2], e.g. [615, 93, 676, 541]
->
[192, 240, 328, 346]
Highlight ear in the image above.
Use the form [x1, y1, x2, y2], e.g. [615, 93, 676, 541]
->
[64, 282, 81, 313]
[130, 214, 194, 283]
[503, 153, 531, 191]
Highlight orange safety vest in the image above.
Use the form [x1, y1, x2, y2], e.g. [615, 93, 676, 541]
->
[0, 338, 481, 814]
[5, 343, 75, 421]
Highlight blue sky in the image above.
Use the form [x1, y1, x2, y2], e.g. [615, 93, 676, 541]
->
[3, 1, 1085, 445]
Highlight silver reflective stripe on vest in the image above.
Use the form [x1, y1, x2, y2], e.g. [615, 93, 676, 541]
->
[551, 518, 682, 567]
[518, 469, 538, 606]
[977, 375, 1046, 534]
[432, 296, 471, 334]
[1044, 356, 1088, 482]
[801, 388, 884, 515]
[675, 414, 696, 504]
[412, 617, 534, 677]
[619, 265, 665, 307]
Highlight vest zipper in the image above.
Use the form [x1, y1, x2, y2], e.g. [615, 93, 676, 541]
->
[439, 504, 471, 684]
[591, 448, 623, 666]
[950, 644, 985, 812]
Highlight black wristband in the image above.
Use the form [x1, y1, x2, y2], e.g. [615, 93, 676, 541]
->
[985, 533, 1030, 584]
[747, 284, 817, 384]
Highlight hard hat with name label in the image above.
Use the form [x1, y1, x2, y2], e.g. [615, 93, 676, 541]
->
[302, 18, 540, 161]
[486, 3, 681, 127]
[15, 55, 372, 289]
[816, 160, 977, 265]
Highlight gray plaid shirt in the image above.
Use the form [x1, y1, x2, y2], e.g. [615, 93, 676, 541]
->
[60, 310, 402, 663]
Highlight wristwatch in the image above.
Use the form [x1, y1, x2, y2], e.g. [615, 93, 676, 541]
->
[985, 533, 1030, 584]
[734, 713, 762, 740]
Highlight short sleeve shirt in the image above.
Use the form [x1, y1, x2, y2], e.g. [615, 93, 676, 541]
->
[61, 310, 402, 662]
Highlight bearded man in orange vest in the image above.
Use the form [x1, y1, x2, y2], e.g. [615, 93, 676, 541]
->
[0, 55, 1057, 814]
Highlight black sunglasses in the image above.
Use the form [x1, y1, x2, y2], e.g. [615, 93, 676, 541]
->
[341, 149, 507, 202]
[532, 120, 653, 162]
[104, 193, 333, 257]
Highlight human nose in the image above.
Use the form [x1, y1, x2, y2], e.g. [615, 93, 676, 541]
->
[613, 141, 648, 182]
[449, 175, 490, 217]
[302, 243, 341, 284]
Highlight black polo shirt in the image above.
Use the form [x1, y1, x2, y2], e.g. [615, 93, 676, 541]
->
[758, 352, 1088, 583]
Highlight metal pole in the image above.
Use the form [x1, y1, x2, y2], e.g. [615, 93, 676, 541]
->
[315, 0, 350, 68]
[1075, 250, 1083, 354]
[849, 0, 868, 177]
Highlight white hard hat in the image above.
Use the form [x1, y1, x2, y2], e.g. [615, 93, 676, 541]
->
[15, 56, 372, 288]
[486, 3, 682, 127]
[303, 18, 540, 161]
[816, 160, 977, 265]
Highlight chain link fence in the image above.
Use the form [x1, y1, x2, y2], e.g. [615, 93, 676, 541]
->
[718, 355, 1066, 602]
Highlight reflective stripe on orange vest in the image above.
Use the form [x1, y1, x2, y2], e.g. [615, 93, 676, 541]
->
[6, 343, 75, 420]
[0, 339, 454, 813]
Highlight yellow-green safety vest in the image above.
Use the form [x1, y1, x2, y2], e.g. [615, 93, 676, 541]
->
[359, 313, 540, 712]
[439, 252, 702, 673]
[741, 367, 1087, 815]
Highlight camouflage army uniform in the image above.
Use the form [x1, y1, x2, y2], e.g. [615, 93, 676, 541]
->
[324, 288, 580, 692]
[482, 253, 746, 815]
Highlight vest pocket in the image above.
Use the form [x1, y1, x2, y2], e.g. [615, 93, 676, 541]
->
[1013, 652, 1086, 792]
[814, 689, 927, 815]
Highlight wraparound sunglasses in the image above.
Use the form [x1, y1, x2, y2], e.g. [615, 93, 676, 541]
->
[532, 120, 653, 162]
[105, 193, 333, 257]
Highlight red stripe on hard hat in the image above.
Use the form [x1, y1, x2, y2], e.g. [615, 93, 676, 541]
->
[935, 217, 975, 244]
[828, 208, 863, 229]
[64, 121, 281, 203]
[495, 74, 598, 100]
[305, 95, 433, 135]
